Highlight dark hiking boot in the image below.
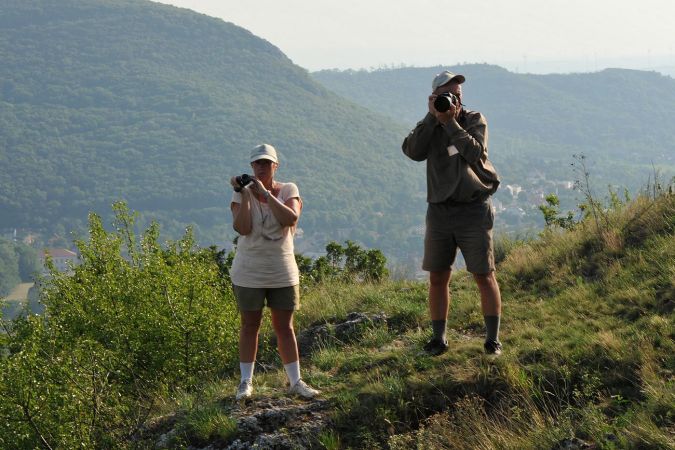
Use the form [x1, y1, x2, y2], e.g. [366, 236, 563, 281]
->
[484, 340, 503, 356]
[423, 338, 448, 356]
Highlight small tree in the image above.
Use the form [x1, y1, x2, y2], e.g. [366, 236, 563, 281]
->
[539, 194, 576, 230]
[299, 241, 388, 283]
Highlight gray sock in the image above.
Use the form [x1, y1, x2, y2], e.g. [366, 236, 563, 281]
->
[484, 315, 501, 342]
[432, 320, 447, 343]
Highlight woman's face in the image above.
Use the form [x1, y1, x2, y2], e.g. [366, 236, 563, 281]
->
[251, 159, 277, 181]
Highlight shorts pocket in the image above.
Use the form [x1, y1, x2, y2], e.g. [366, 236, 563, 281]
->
[482, 202, 494, 230]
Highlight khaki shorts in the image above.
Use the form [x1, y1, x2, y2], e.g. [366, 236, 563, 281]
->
[422, 199, 495, 274]
[232, 284, 300, 311]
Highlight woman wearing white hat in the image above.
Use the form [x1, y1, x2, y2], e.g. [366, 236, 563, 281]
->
[229, 143, 319, 400]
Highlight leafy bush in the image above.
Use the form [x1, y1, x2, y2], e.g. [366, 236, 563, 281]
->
[0, 240, 21, 297]
[0, 203, 239, 448]
[299, 240, 389, 284]
[0, 239, 40, 298]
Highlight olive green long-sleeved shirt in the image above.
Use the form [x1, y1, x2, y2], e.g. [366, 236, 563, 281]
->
[402, 109, 500, 203]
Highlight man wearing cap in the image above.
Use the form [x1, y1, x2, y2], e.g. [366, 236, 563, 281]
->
[229, 143, 320, 400]
[402, 70, 503, 356]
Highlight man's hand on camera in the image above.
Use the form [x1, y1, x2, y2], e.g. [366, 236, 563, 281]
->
[434, 108, 456, 125]
[428, 94, 437, 115]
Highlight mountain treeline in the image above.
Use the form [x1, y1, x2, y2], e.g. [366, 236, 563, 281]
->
[3, 0, 674, 263]
[0, 0, 420, 257]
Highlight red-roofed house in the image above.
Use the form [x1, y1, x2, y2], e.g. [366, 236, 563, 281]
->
[41, 248, 79, 273]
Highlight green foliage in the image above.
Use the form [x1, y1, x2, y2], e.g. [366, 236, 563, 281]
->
[128, 189, 673, 449]
[0, 239, 38, 297]
[14, 244, 40, 282]
[539, 193, 576, 229]
[493, 232, 530, 265]
[0, 202, 239, 448]
[0, 0, 420, 258]
[179, 404, 238, 445]
[0, 318, 132, 449]
[0, 240, 20, 297]
[4, 1, 673, 260]
[329, 191, 673, 449]
[571, 153, 612, 234]
[299, 241, 389, 283]
[318, 430, 341, 450]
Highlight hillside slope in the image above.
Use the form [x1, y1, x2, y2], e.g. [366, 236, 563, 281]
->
[154, 189, 674, 448]
[1, 186, 672, 448]
[0, 0, 418, 255]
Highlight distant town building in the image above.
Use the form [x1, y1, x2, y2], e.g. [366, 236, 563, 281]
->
[505, 184, 523, 198]
[41, 248, 79, 273]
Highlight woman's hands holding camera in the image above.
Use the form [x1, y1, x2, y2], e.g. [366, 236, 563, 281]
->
[230, 176, 242, 190]
[248, 178, 270, 198]
[230, 175, 269, 199]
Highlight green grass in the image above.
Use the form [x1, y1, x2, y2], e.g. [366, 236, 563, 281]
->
[150, 192, 674, 449]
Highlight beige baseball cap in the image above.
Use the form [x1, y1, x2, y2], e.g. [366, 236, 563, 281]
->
[431, 70, 466, 91]
[250, 143, 278, 163]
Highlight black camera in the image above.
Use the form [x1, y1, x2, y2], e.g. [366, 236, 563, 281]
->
[234, 173, 254, 192]
[433, 92, 458, 113]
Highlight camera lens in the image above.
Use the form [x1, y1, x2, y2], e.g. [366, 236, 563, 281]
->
[238, 174, 253, 187]
[433, 93, 455, 113]
[234, 174, 253, 192]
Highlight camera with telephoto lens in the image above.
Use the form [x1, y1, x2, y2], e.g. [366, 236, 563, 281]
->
[234, 173, 254, 192]
[433, 92, 458, 113]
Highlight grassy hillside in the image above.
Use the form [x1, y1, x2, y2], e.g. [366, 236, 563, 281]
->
[144, 189, 674, 449]
[1, 187, 672, 448]
[0, 0, 419, 256]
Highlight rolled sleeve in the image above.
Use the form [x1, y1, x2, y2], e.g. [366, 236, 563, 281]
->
[443, 114, 488, 164]
[402, 113, 438, 161]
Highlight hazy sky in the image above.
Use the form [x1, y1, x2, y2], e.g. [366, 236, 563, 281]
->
[155, 0, 675, 74]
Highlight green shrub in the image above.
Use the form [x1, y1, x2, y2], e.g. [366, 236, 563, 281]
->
[0, 203, 240, 448]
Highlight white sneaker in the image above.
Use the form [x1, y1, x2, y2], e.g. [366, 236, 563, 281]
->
[288, 380, 320, 399]
[235, 380, 253, 400]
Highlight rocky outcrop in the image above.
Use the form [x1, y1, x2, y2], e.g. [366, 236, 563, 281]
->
[150, 312, 389, 449]
[295, 312, 387, 357]
[224, 397, 330, 449]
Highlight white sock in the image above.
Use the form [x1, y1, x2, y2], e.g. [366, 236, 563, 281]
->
[240, 362, 255, 383]
[284, 361, 301, 387]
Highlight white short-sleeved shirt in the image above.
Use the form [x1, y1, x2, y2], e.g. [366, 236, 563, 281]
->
[229, 182, 300, 288]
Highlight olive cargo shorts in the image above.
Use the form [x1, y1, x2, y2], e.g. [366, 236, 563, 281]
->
[422, 199, 495, 274]
[233, 284, 300, 311]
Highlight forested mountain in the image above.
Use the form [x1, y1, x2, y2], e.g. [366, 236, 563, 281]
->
[3, 0, 674, 265]
[314, 65, 675, 225]
[0, 0, 420, 258]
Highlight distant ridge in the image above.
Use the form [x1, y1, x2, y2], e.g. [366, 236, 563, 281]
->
[3, 0, 674, 261]
[0, 0, 420, 256]
[313, 64, 675, 192]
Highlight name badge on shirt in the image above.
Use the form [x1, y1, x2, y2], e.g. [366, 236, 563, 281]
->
[447, 145, 459, 157]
